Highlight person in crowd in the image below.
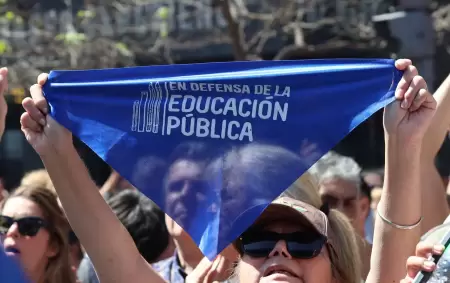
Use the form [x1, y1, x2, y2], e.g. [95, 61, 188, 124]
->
[21, 169, 54, 191]
[362, 169, 384, 189]
[419, 73, 450, 234]
[370, 187, 382, 214]
[309, 151, 372, 277]
[0, 177, 9, 203]
[401, 241, 444, 283]
[21, 168, 85, 272]
[365, 60, 438, 283]
[0, 185, 77, 283]
[368, 74, 450, 283]
[109, 189, 176, 263]
[187, 147, 361, 283]
[99, 169, 135, 200]
[68, 230, 84, 271]
[153, 141, 234, 282]
[360, 176, 375, 245]
[395, 72, 450, 283]
[19, 58, 432, 283]
[78, 189, 176, 283]
[310, 151, 370, 241]
[101, 156, 168, 205]
[191, 60, 442, 283]
[0, 67, 29, 283]
[189, 195, 361, 283]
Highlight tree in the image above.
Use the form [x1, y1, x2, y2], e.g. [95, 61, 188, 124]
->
[0, 0, 449, 103]
[433, 1, 450, 54]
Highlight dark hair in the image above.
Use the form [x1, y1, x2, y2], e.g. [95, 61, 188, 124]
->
[106, 189, 170, 263]
[168, 141, 218, 165]
[359, 175, 372, 203]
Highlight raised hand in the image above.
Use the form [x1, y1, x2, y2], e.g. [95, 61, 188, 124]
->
[0, 67, 8, 140]
[21, 73, 72, 156]
[186, 255, 233, 283]
[401, 241, 444, 283]
[383, 59, 436, 144]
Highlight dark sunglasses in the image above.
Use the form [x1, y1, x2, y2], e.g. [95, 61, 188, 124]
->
[239, 230, 327, 259]
[0, 215, 48, 237]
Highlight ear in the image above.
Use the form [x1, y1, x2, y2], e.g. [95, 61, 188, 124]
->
[45, 239, 59, 258]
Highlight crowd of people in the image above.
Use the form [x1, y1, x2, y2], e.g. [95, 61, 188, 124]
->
[0, 59, 450, 283]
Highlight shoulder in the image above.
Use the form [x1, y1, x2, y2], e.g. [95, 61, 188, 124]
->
[151, 256, 175, 275]
[77, 254, 99, 283]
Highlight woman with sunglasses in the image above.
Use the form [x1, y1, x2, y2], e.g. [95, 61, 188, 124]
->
[0, 185, 77, 283]
[187, 172, 361, 283]
[235, 196, 345, 283]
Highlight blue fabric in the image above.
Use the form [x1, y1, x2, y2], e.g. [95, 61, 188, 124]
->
[42, 59, 401, 259]
[0, 245, 29, 282]
[77, 254, 99, 283]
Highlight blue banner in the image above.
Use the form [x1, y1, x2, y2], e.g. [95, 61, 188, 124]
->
[0, 245, 29, 282]
[42, 59, 401, 259]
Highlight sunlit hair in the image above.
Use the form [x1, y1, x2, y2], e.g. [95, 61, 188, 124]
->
[280, 172, 362, 283]
[1, 186, 76, 283]
[370, 188, 383, 204]
[309, 151, 362, 194]
[20, 169, 54, 192]
[223, 143, 362, 283]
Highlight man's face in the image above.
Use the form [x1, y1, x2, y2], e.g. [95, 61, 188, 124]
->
[164, 159, 207, 237]
[319, 178, 369, 233]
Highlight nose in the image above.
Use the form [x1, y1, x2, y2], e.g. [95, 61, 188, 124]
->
[179, 181, 192, 197]
[268, 240, 292, 259]
[6, 223, 20, 238]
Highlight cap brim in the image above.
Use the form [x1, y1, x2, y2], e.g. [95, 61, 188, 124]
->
[230, 197, 329, 246]
[252, 203, 323, 235]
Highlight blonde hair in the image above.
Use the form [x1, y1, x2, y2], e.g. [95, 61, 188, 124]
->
[370, 188, 383, 203]
[280, 172, 362, 283]
[21, 170, 55, 192]
[1, 186, 76, 283]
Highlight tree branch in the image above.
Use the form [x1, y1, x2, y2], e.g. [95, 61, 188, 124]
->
[217, 0, 247, 60]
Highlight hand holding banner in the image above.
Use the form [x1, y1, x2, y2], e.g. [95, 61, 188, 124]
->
[38, 59, 401, 259]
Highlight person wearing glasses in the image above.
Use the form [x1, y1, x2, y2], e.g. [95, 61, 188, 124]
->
[0, 185, 78, 283]
[233, 196, 353, 283]
[187, 171, 361, 283]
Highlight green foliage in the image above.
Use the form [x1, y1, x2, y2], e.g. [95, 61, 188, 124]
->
[77, 10, 96, 19]
[0, 40, 11, 54]
[155, 7, 170, 38]
[55, 32, 87, 46]
[115, 42, 132, 57]
[156, 6, 169, 20]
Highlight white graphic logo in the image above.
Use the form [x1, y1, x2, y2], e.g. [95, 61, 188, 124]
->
[132, 82, 166, 134]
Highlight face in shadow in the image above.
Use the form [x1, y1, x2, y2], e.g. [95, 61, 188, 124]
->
[319, 178, 369, 236]
[165, 159, 208, 237]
